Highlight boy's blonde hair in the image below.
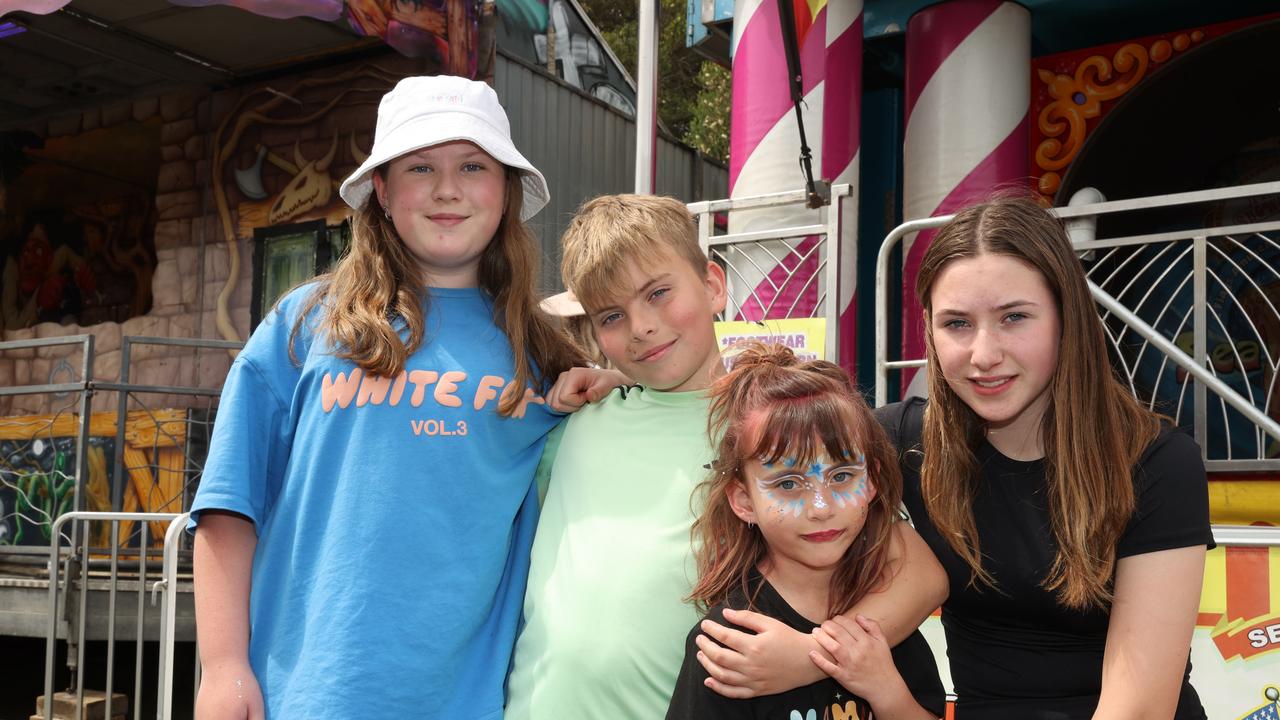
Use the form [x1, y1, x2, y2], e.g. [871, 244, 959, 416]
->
[560, 194, 708, 312]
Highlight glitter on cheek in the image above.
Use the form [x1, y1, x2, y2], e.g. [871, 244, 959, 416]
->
[788, 498, 805, 517]
[762, 489, 787, 517]
[850, 475, 871, 502]
[832, 490, 854, 508]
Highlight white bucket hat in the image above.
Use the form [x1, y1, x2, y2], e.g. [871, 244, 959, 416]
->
[339, 75, 550, 221]
[539, 290, 585, 317]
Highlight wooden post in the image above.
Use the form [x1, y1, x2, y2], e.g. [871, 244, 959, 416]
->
[447, 0, 472, 77]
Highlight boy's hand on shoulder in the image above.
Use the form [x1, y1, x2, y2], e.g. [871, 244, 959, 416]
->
[695, 609, 826, 698]
[547, 366, 632, 412]
[811, 615, 917, 716]
[195, 662, 264, 720]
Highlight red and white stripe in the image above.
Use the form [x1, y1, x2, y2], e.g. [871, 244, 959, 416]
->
[825, 1, 863, 372]
[727, 0, 862, 369]
[901, 0, 1030, 389]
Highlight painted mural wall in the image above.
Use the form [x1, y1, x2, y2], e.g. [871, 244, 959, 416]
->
[0, 52, 426, 547]
[1, 124, 159, 332]
[0, 55, 427, 418]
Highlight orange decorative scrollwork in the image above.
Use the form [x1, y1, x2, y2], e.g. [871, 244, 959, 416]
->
[1035, 43, 1148, 196]
[1034, 33, 1201, 197]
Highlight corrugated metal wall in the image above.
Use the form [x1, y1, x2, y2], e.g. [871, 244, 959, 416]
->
[494, 52, 729, 290]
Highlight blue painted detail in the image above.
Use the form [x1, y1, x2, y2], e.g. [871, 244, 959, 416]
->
[687, 0, 705, 48]
[686, 0, 735, 49]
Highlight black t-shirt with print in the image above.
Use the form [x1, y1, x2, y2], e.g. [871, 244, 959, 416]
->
[876, 398, 1212, 720]
[665, 571, 946, 720]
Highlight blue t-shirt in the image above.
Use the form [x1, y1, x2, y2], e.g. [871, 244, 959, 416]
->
[190, 285, 560, 719]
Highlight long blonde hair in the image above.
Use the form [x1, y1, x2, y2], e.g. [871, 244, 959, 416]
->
[290, 168, 583, 414]
[689, 342, 902, 619]
[915, 196, 1159, 609]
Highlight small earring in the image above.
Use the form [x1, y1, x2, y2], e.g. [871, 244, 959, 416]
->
[746, 521, 755, 530]
[382, 206, 391, 220]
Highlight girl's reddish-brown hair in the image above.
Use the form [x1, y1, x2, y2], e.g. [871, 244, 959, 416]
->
[688, 342, 903, 618]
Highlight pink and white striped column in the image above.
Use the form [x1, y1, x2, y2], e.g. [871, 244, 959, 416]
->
[901, 0, 1030, 391]
[727, 0, 862, 371]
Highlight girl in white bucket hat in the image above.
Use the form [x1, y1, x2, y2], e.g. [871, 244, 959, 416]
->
[191, 75, 586, 719]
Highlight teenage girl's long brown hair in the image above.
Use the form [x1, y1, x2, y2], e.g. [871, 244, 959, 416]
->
[289, 168, 584, 414]
[915, 196, 1159, 609]
[689, 342, 903, 619]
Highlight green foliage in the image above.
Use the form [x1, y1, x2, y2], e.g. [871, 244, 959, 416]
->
[685, 62, 731, 162]
[578, 0, 731, 163]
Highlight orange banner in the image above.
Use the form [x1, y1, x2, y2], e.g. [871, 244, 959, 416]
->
[1211, 614, 1280, 661]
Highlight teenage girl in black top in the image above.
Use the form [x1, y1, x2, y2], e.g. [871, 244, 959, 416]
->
[881, 196, 1211, 719]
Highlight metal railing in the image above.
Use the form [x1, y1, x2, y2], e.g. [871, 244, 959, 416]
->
[2, 334, 240, 542]
[43, 511, 180, 720]
[157, 513, 195, 720]
[1212, 524, 1280, 547]
[875, 181, 1280, 468]
[689, 184, 852, 363]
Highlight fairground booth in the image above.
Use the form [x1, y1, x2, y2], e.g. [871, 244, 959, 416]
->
[2, 0, 1280, 717]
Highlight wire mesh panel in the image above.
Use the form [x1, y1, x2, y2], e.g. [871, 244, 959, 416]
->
[713, 233, 830, 321]
[1083, 226, 1280, 468]
[689, 185, 851, 363]
[97, 336, 240, 545]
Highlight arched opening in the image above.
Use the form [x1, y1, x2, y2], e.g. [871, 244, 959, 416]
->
[1059, 19, 1280, 460]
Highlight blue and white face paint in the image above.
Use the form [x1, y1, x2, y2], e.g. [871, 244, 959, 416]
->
[736, 447, 879, 577]
[753, 452, 872, 519]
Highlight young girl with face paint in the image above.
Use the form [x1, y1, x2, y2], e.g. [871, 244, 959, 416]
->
[189, 76, 584, 719]
[877, 196, 1211, 719]
[666, 342, 945, 720]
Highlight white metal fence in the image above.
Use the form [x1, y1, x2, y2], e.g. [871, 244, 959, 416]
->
[42, 509, 188, 717]
[689, 184, 852, 363]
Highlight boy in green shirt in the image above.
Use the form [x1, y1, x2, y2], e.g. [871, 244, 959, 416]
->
[505, 194, 945, 719]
